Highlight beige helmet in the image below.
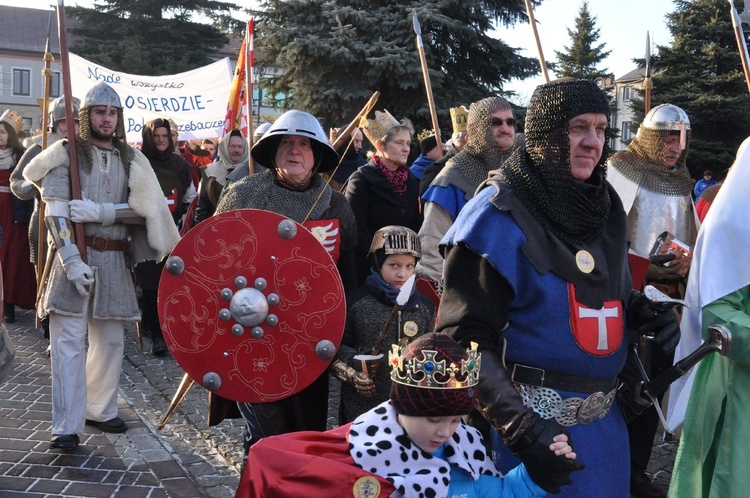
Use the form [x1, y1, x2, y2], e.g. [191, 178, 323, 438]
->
[368, 225, 421, 260]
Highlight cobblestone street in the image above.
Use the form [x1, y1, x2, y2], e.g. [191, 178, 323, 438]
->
[1, 307, 676, 496]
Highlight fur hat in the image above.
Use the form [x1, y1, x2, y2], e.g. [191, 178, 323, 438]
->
[390, 333, 480, 417]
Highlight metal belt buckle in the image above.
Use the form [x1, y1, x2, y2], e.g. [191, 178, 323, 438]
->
[577, 389, 616, 425]
[512, 363, 546, 386]
[90, 236, 109, 251]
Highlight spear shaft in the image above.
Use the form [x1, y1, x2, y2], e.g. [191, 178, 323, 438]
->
[56, 0, 87, 263]
[523, 0, 550, 83]
[729, 0, 750, 94]
[412, 10, 443, 159]
[35, 9, 55, 325]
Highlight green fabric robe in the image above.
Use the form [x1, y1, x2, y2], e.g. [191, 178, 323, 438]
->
[668, 285, 750, 497]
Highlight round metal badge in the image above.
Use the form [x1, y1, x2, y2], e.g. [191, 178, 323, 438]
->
[353, 476, 381, 498]
[575, 250, 595, 274]
[402, 321, 419, 337]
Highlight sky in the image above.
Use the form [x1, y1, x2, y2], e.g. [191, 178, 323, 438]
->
[5, 0, 677, 105]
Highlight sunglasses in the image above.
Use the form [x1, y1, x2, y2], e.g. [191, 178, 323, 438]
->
[491, 118, 516, 127]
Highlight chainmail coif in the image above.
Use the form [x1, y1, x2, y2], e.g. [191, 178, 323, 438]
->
[502, 78, 612, 246]
[76, 105, 134, 175]
[453, 97, 517, 189]
[608, 128, 694, 196]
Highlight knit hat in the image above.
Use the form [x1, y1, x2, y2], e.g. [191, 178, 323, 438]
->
[390, 333, 480, 417]
[419, 135, 438, 156]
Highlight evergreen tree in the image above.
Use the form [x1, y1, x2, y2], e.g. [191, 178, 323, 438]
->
[251, 0, 540, 131]
[630, 0, 750, 178]
[554, 1, 611, 80]
[69, 0, 240, 75]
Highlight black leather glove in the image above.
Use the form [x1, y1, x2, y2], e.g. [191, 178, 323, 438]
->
[473, 351, 584, 494]
[627, 290, 681, 353]
[505, 412, 586, 494]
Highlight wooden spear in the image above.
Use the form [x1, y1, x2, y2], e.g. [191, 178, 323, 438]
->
[729, 0, 750, 94]
[523, 0, 550, 83]
[56, 0, 87, 263]
[644, 32, 653, 114]
[35, 9, 54, 327]
[412, 10, 443, 159]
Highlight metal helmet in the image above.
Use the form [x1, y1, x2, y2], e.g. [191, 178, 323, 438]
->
[82, 81, 122, 109]
[368, 225, 421, 260]
[253, 122, 272, 142]
[250, 110, 339, 173]
[642, 104, 690, 150]
[49, 96, 81, 131]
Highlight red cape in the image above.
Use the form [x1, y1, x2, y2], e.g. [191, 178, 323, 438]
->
[237, 424, 396, 498]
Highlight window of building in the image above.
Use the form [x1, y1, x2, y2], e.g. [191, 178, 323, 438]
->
[622, 86, 633, 101]
[22, 117, 32, 131]
[621, 121, 632, 141]
[49, 72, 61, 98]
[13, 68, 31, 96]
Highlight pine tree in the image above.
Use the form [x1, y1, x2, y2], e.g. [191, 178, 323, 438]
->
[68, 0, 240, 75]
[251, 0, 540, 131]
[554, 1, 611, 80]
[630, 0, 750, 177]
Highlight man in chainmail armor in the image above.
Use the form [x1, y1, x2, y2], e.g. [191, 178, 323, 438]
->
[10, 96, 80, 346]
[417, 97, 521, 291]
[607, 104, 697, 498]
[436, 78, 679, 497]
[23, 81, 180, 449]
[213, 109, 357, 461]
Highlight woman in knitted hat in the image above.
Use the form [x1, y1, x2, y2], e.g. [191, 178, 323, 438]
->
[345, 111, 423, 286]
[237, 332, 575, 497]
[330, 225, 435, 424]
[0, 109, 35, 324]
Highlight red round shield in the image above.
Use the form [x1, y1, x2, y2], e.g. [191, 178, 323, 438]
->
[158, 209, 345, 403]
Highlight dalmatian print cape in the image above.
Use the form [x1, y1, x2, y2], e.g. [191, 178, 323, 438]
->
[348, 401, 500, 498]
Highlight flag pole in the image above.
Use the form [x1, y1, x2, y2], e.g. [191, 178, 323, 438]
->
[245, 19, 255, 174]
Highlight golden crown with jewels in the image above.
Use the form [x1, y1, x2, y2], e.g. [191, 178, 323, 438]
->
[360, 109, 400, 147]
[389, 341, 481, 389]
[450, 106, 469, 133]
[0, 110, 24, 133]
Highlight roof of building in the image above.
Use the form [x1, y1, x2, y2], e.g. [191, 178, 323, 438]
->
[616, 67, 647, 83]
[0, 6, 62, 55]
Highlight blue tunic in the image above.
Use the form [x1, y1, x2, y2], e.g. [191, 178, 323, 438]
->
[443, 184, 632, 497]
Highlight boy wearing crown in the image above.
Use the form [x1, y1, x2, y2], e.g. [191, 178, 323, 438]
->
[237, 333, 573, 498]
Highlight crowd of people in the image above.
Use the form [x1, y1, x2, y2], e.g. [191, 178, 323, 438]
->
[0, 75, 745, 498]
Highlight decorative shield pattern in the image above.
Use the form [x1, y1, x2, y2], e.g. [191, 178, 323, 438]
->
[158, 209, 345, 403]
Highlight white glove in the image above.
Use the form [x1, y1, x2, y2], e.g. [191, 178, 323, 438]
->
[69, 197, 104, 223]
[63, 259, 95, 296]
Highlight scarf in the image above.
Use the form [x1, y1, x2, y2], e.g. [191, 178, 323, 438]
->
[365, 269, 419, 311]
[373, 154, 408, 196]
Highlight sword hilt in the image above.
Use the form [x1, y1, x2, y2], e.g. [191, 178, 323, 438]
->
[645, 324, 731, 398]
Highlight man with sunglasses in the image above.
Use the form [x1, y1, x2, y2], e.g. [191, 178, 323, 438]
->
[417, 97, 520, 291]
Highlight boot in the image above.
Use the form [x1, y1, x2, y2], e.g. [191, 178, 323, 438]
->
[3, 302, 15, 324]
[150, 327, 169, 357]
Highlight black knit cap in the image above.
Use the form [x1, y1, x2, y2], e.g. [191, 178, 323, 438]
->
[390, 333, 476, 417]
[419, 135, 439, 155]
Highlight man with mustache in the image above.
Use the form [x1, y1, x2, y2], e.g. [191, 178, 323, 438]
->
[607, 104, 697, 498]
[23, 82, 179, 449]
[416, 97, 521, 292]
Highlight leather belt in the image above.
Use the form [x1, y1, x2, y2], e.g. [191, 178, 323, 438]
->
[507, 362, 618, 393]
[84, 235, 127, 251]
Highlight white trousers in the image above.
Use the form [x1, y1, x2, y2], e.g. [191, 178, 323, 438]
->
[49, 312, 125, 435]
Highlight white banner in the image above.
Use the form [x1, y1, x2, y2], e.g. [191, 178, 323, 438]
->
[69, 53, 233, 143]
